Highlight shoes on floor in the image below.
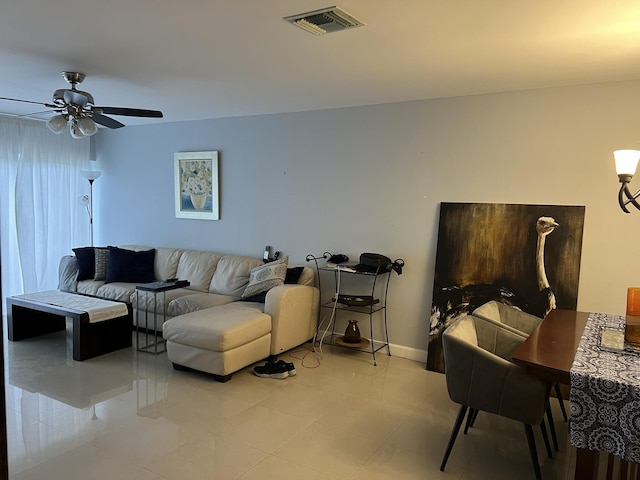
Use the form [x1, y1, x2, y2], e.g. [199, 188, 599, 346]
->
[274, 359, 296, 376]
[253, 360, 296, 379]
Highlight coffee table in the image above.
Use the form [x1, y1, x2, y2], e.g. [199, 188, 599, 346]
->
[7, 290, 132, 361]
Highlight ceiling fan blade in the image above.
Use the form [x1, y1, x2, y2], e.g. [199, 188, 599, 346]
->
[96, 106, 163, 118]
[18, 110, 54, 118]
[91, 113, 125, 129]
[0, 96, 50, 107]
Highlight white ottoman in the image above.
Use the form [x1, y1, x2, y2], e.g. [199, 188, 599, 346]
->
[163, 302, 271, 382]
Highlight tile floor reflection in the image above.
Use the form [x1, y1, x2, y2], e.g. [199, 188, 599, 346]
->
[5, 329, 577, 479]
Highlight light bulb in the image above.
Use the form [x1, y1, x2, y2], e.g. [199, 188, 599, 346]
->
[70, 121, 84, 139]
[46, 114, 67, 134]
[77, 117, 98, 136]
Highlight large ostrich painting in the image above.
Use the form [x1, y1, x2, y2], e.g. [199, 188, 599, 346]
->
[427, 202, 585, 373]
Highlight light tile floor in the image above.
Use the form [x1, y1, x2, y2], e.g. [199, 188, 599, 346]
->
[4, 329, 579, 479]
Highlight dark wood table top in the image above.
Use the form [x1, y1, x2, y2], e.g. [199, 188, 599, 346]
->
[512, 309, 589, 385]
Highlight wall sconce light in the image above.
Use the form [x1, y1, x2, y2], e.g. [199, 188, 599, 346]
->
[614, 149, 640, 213]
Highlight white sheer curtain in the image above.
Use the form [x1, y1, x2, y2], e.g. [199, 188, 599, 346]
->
[0, 116, 90, 298]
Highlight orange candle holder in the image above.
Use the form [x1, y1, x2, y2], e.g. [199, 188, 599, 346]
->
[626, 287, 640, 345]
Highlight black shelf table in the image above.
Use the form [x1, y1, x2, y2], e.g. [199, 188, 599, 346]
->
[135, 281, 189, 354]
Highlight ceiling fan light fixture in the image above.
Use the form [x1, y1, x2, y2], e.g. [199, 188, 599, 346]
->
[69, 120, 85, 139]
[46, 114, 67, 134]
[77, 116, 98, 136]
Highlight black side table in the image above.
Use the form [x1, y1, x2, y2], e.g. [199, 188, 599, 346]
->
[135, 280, 189, 354]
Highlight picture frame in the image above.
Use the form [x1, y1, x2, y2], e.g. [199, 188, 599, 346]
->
[174, 151, 219, 220]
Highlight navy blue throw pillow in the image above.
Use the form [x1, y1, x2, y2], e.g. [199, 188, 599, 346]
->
[105, 247, 156, 284]
[285, 267, 304, 284]
[73, 247, 95, 281]
[241, 291, 268, 303]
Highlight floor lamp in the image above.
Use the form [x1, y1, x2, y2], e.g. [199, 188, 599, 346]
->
[80, 170, 101, 247]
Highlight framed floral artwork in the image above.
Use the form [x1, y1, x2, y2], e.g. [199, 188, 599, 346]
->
[174, 151, 219, 220]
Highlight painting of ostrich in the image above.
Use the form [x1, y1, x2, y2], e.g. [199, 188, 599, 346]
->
[427, 202, 585, 373]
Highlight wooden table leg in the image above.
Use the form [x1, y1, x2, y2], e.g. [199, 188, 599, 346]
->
[575, 448, 599, 480]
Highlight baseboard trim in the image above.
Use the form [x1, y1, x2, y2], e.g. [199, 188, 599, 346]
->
[388, 343, 427, 363]
[319, 328, 427, 364]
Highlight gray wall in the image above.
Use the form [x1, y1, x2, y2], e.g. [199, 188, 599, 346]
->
[95, 79, 640, 360]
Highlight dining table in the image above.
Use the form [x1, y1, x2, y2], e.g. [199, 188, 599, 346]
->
[512, 309, 640, 480]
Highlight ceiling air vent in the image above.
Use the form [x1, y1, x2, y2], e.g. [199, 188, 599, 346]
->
[284, 6, 365, 35]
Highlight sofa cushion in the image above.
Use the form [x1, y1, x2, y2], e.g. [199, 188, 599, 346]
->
[167, 292, 238, 317]
[298, 267, 315, 287]
[175, 250, 222, 292]
[105, 247, 156, 284]
[132, 287, 196, 313]
[96, 282, 137, 303]
[163, 303, 271, 351]
[242, 257, 288, 299]
[77, 279, 105, 297]
[58, 255, 78, 292]
[73, 247, 95, 281]
[154, 248, 183, 282]
[209, 255, 263, 297]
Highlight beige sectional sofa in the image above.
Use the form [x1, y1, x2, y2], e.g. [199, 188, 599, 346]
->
[59, 245, 319, 381]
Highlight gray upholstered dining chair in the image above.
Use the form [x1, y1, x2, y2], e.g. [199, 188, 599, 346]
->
[440, 315, 552, 480]
[473, 300, 542, 335]
[473, 301, 568, 425]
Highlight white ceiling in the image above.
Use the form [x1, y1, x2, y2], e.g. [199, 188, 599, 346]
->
[2, 1, 640, 127]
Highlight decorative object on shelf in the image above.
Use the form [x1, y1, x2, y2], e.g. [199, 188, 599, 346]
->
[613, 149, 640, 213]
[343, 319, 361, 343]
[335, 336, 370, 348]
[174, 151, 219, 220]
[79, 170, 101, 246]
[335, 294, 378, 307]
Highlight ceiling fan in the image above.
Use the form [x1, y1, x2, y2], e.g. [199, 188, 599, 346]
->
[0, 71, 163, 138]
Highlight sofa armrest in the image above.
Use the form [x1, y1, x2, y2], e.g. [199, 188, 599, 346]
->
[264, 284, 319, 355]
[58, 255, 78, 292]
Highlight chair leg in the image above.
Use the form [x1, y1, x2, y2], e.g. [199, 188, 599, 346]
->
[524, 423, 542, 480]
[554, 383, 568, 422]
[470, 408, 479, 427]
[546, 403, 559, 451]
[440, 405, 468, 472]
[464, 408, 476, 434]
[540, 418, 553, 459]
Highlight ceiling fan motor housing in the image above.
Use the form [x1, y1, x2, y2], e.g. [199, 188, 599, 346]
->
[52, 89, 94, 108]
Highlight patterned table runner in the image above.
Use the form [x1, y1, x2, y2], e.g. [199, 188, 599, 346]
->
[570, 312, 640, 463]
[13, 290, 128, 323]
